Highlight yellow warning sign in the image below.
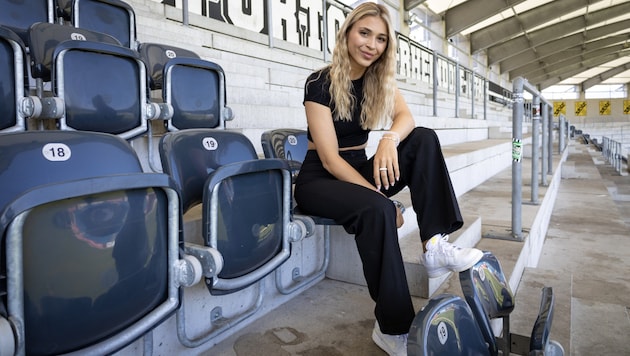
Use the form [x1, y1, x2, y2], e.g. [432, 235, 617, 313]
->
[599, 100, 611, 115]
[624, 100, 630, 114]
[553, 102, 566, 116]
[575, 101, 587, 116]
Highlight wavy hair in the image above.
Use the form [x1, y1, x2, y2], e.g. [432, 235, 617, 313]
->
[328, 2, 397, 130]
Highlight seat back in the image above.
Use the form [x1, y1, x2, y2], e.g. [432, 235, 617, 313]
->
[261, 128, 308, 162]
[459, 251, 515, 355]
[0, 26, 28, 133]
[0, 0, 54, 44]
[137, 42, 200, 90]
[29, 22, 150, 139]
[159, 129, 292, 294]
[0, 131, 181, 355]
[408, 294, 490, 356]
[162, 57, 231, 130]
[57, 0, 137, 49]
[0, 130, 143, 213]
[261, 128, 308, 180]
[159, 129, 258, 213]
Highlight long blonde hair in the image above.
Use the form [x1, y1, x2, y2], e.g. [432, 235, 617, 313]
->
[329, 2, 397, 130]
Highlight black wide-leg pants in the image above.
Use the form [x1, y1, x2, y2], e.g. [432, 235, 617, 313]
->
[294, 127, 463, 335]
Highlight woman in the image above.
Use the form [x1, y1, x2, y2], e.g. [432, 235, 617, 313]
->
[294, 3, 483, 355]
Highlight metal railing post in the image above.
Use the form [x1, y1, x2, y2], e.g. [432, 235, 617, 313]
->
[455, 63, 460, 118]
[559, 115, 566, 153]
[182, 0, 189, 26]
[531, 96, 541, 203]
[544, 104, 553, 174]
[432, 51, 438, 117]
[541, 101, 549, 187]
[511, 77, 525, 239]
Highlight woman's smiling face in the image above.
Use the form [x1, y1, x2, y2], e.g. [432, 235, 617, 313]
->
[346, 15, 389, 79]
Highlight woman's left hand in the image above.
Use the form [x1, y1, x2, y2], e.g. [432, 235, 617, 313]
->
[373, 137, 399, 191]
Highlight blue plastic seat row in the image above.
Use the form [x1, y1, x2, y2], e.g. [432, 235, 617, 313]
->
[0, 127, 312, 354]
[408, 251, 564, 355]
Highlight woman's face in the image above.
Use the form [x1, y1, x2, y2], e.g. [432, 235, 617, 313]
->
[346, 15, 388, 79]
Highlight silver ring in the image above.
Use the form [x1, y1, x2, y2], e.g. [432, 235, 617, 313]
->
[379, 167, 388, 171]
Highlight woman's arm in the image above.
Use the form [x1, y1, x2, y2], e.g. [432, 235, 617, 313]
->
[373, 87, 415, 190]
[305, 101, 379, 193]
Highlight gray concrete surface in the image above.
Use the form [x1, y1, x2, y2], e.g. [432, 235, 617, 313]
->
[207, 140, 630, 355]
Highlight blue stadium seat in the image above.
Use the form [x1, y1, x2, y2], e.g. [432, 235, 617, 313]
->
[28, 22, 161, 140]
[159, 128, 309, 347]
[56, 0, 137, 49]
[0, 0, 54, 45]
[459, 251, 563, 355]
[0, 26, 28, 133]
[261, 128, 308, 182]
[408, 294, 490, 355]
[0, 130, 204, 355]
[138, 42, 201, 91]
[149, 49, 233, 131]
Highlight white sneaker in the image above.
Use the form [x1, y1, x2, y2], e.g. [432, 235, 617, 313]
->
[372, 321, 408, 356]
[420, 234, 483, 278]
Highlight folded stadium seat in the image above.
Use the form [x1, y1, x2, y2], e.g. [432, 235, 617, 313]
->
[28, 22, 165, 140]
[0, 130, 207, 355]
[260, 128, 406, 294]
[459, 251, 564, 355]
[0, 26, 29, 132]
[159, 128, 311, 348]
[0, 0, 54, 45]
[56, 0, 138, 49]
[140, 42, 234, 131]
[407, 294, 490, 355]
[138, 42, 201, 91]
[138, 42, 234, 171]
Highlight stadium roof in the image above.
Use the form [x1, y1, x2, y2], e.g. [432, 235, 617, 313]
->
[404, 0, 630, 90]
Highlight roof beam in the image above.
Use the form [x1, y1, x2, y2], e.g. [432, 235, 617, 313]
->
[581, 62, 630, 90]
[533, 50, 630, 89]
[504, 32, 630, 75]
[445, 0, 525, 38]
[470, 0, 594, 53]
[519, 45, 630, 82]
[404, 0, 428, 11]
[487, 2, 630, 64]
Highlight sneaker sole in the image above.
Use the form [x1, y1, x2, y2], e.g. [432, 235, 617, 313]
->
[449, 249, 484, 273]
[424, 249, 484, 278]
[372, 328, 403, 356]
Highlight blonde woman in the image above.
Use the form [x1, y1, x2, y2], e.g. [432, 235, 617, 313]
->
[294, 3, 482, 355]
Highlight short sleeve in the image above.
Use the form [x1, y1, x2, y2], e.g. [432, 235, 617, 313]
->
[303, 69, 331, 108]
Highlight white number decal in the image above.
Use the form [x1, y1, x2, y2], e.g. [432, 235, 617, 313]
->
[437, 321, 448, 345]
[287, 135, 298, 146]
[202, 137, 218, 150]
[42, 143, 72, 161]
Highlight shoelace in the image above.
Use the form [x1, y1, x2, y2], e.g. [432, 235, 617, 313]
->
[437, 235, 458, 256]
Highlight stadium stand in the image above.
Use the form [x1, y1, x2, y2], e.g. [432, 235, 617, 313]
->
[158, 128, 310, 347]
[0, 130, 204, 355]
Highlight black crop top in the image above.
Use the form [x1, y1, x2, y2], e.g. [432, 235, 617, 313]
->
[303, 67, 370, 148]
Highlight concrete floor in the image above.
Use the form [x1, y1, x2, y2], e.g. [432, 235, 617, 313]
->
[207, 141, 630, 355]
